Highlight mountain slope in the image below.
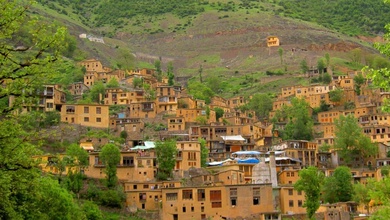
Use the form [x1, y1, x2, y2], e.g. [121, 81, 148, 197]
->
[32, 0, 389, 98]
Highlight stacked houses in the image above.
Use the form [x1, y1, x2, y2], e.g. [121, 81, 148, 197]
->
[35, 59, 390, 220]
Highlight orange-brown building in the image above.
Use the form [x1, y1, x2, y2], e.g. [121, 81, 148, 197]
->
[61, 104, 110, 128]
[267, 36, 280, 47]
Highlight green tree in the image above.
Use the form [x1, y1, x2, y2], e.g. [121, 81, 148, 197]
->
[368, 176, 390, 218]
[333, 114, 378, 165]
[324, 53, 331, 68]
[132, 77, 143, 89]
[366, 16, 390, 112]
[64, 144, 89, 197]
[199, 138, 209, 167]
[274, 97, 314, 141]
[317, 58, 326, 74]
[87, 81, 105, 103]
[322, 166, 353, 203]
[154, 60, 162, 82]
[100, 143, 121, 188]
[187, 80, 214, 104]
[214, 107, 224, 121]
[106, 77, 120, 88]
[167, 62, 175, 86]
[329, 88, 343, 103]
[354, 73, 365, 95]
[294, 166, 324, 220]
[247, 94, 273, 120]
[300, 59, 309, 74]
[0, 2, 84, 216]
[155, 139, 177, 180]
[196, 116, 208, 125]
[116, 48, 134, 70]
[143, 83, 156, 100]
[120, 130, 128, 140]
[350, 48, 363, 65]
[322, 72, 332, 84]
[278, 47, 284, 65]
[198, 64, 203, 83]
[82, 201, 103, 220]
[207, 75, 224, 93]
[0, 1, 69, 114]
[353, 182, 372, 214]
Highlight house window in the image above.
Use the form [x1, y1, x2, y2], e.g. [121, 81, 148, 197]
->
[139, 193, 146, 201]
[133, 185, 137, 189]
[230, 188, 237, 206]
[253, 187, 260, 205]
[123, 157, 134, 166]
[46, 103, 53, 108]
[211, 202, 222, 208]
[84, 117, 89, 122]
[182, 190, 193, 200]
[188, 152, 197, 160]
[96, 107, 101, 114]
[289, 200, 294, 207]
[166, 193, 178, 201]
[288, 189, 293, 196]
[84, 106, 89, 113]
[197, 189, 205, 201]
[210, 190, 221, 201]
[96, 117, 101, 122]
[143, 184, 149, 189]
[298, 200, 303, 207]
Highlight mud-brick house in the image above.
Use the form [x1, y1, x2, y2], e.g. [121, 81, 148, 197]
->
[61, 104, 110, 128]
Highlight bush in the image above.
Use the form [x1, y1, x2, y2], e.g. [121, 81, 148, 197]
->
[99, 187, 126, 208]
[86, 183, 101, 201]
[83, 201, 103, 220]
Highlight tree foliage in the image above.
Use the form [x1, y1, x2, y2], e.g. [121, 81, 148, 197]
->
[294, 166, 324, 220]
[367, 10, 390, 112]
[278, 0, 390, 36]
[300, 59, 309, 74]
[214, 107, 224, 121]
[273, 97, 314, 141]
[353, 73, 365, 95]
[100, 143, 121, 188]
[199, 138, 208, 167]
[247, 94, 273, 120]
[322, 166, 353, 204]
[155, 139, 177, 180]
[333, 114, 378, 165]
[106, 77, 120, 88]
[0, 1, 85, 218]
[187, 80, 214, 104]
[353, 181, 372, 214]
[167, 62, 174, 86]
[329, 88, 343, 103]
[368, 175, 390, 218]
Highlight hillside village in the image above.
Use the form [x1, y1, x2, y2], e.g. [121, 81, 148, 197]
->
[29, 57, 390, 220]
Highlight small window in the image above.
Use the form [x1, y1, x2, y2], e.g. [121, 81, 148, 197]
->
[183, 190, 193, 200]
[288, 189, 293, 196]
[96, 107, 101, 114]
[84, 107, 89, 113]
[289, 200, 294, 207]
[298, 200, 303, 207]
[84, 117, 89, 122]
[211, 202, 222, 208]
[96, 117, 101, 122]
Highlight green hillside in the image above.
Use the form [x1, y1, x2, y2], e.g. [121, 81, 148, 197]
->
[37, 0, 390, 36]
